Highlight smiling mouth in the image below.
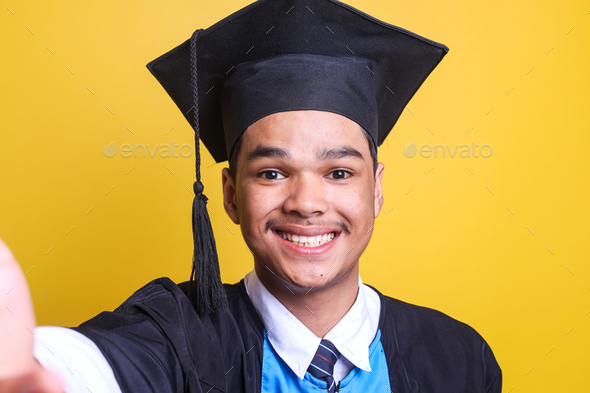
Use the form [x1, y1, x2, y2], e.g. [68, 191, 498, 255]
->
[276, 230, 336, 247]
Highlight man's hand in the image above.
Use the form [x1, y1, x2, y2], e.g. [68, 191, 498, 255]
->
[0, 238, 64, 392]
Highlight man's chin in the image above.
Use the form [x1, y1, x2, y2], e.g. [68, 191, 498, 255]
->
[282, 269, 349, 294]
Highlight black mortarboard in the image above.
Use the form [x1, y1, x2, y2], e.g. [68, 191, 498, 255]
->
[146, 0, 448, 314]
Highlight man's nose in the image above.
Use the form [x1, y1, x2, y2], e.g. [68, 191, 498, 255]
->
[282, 175, 328, 217]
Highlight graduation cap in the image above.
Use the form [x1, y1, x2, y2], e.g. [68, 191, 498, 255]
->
[146, 0, 448, 314]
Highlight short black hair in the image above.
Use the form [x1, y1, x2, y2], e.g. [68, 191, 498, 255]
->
[228, 127, 378, 181]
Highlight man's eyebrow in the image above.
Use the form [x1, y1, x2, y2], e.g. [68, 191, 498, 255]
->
[318, 146, 364, 161]
[246, 145, 291, 161]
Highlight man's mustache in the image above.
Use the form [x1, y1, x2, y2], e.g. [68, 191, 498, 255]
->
[265, 218, 351, 235]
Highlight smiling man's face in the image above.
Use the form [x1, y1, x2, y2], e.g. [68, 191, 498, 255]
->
[222, 110, 384, 294]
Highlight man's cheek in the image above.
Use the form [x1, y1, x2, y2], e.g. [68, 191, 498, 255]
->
[246, 186, 275, 207]
[334, 191, 365, 214]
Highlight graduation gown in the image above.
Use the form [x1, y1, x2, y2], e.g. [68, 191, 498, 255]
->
[74, 278, 501, 393]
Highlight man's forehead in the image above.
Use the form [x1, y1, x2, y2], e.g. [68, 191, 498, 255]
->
[244, 110, 366, 140]
[234, 111, 370, 163]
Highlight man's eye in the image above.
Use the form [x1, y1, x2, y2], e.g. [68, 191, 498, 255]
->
[328, 170, 352, 180]
[259, 171, 285, 180]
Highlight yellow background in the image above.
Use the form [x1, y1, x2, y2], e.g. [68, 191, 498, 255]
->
[1, 0, 589, 391]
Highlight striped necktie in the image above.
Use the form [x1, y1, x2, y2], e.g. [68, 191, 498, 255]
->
[307, 339, 341, 393]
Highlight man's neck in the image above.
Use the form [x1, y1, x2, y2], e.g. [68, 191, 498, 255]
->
[254, 264, 360, 338]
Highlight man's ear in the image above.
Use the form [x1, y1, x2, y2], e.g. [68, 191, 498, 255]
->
[222, 168, 240, 225]
[374, 162, 385, 218]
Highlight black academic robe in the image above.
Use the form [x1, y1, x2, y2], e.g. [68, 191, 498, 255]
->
[74, 278, 501, 393]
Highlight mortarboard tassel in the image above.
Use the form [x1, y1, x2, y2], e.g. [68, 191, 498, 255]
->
[187, 29, 228, 314]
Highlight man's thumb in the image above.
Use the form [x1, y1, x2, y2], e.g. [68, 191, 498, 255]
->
[0, 237, 38, 379]
[0, 363, 65, 393]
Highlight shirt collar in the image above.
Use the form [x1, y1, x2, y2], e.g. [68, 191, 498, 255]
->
[244, 269, 379, 380]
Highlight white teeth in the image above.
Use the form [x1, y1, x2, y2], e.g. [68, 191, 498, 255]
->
[278, 231, 336, 247]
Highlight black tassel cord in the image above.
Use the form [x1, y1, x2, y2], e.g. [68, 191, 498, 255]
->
[188, 29, 228, 314]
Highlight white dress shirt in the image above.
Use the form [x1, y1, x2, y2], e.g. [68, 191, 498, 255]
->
[245, 269, 381, 382]
[34, 271, 381, 391]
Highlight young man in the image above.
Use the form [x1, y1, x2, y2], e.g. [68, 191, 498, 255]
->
[0, 0, 501, 392]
